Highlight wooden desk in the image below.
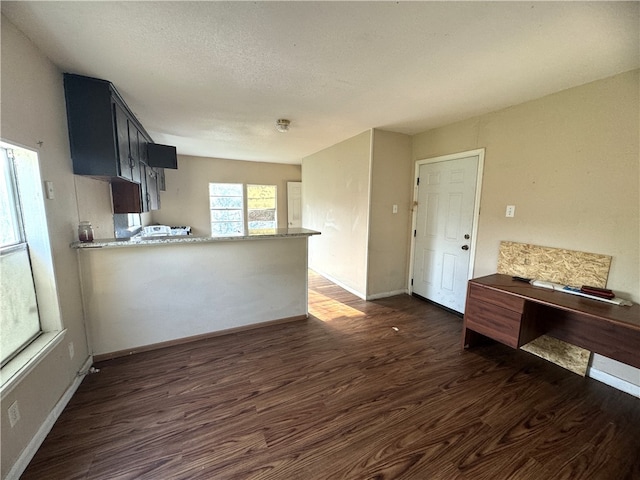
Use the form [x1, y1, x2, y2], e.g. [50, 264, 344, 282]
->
[462, 274, 640, 369]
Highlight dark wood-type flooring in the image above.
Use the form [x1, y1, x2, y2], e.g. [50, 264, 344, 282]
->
[22, 271, 640, 479]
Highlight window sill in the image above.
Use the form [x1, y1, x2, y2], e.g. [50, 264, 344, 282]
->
[0, 330, 66, 400]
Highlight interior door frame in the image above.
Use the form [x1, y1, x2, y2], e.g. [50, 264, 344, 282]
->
[408, 148, 485, 297]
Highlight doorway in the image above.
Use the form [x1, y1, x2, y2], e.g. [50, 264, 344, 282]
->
[287, 181, 302, 228]
[409, 149, 484, 313]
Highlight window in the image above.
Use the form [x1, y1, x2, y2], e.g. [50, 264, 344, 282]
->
[1, 141, 63, 393]
[0, 147, 41, 366]
[209, 183, 244, 236]
[209, 183, 277, 236]
[127, 213, 141, 228]
[247, 184, 277, 234]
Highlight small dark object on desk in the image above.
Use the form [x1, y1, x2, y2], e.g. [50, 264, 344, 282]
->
[512, 276, 532, 283]
[580, 286, 615, 299]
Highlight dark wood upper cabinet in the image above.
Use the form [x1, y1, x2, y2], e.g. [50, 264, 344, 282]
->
[64, 73, 153, 180]
[63, 73, 176, 213]
[147, 143, 178, 169]
[111, 180, 142, 214]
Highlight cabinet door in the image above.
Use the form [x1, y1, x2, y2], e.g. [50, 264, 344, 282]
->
[147, 167, 160, 210]
[157, 168, 166, 191]
[114, 102, 133, 181]
[128, 124, 142, 184]
[112, 181, 142, 213]
[138, 163, 149, 213]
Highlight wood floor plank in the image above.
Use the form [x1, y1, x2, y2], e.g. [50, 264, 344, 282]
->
[21, 270, 640, 479]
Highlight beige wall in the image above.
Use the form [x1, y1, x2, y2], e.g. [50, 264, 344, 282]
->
[367, 129, 413, 298]
[80, 237, 310, 356]
[302, 131, 372, 297]
[302, 129, 413, 299]
[152, 155, 301, 236]
[74, 176, 115, 239]
[413, 69, 639, 386]
[1, 15, 94, 478]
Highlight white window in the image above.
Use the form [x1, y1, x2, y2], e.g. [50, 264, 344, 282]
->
[0, 147, 41, 366]
[127, 213, 141, 228]
[1, 142, 64, 393]
[247, 184, 277, 234]
[209, 183, 244, 236]
[209, 183, 277, 236]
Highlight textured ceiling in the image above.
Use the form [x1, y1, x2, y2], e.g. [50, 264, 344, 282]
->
[2, 1, 638, 164]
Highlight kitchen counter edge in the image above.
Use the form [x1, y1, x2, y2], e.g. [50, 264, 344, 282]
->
[71, 228, 321, 249]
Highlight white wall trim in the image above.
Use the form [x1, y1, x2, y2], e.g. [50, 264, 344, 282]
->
[311, 268, 367, 300]
[5, 355, 93, 480]
[1, 330, 66, 400]
[587, 367, 640, 398]
[367, 289, 409, 301]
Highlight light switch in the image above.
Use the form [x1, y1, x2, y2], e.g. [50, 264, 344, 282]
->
[45, 181, 55, 199]
[392, 204, 398, 214]
[506, 205, 515, 217]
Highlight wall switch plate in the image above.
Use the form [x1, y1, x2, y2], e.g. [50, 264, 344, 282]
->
[8, 401, 20, 427]
[392, 204, 398, 214]
[45, 181, 55, 199]
[506, 205, 515, 217]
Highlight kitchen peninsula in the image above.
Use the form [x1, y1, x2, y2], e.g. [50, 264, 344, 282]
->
[73, 228, 320, 360]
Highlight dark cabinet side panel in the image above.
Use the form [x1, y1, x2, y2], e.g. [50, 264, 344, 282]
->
[64, 75, 119, 177]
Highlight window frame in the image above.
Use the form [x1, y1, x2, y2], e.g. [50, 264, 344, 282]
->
[209, 182, 245, 237]
[0, 147, 26, 247]
[0, 141, 65, 396]
[209, 182, 278, 237]
[246, 184, 277, 234]
[1, 147, 42, 367]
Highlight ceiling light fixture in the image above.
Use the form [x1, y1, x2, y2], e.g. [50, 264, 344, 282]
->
[276, 118, 290, 133]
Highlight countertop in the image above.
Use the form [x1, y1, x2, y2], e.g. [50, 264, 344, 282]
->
[71, 228, 321, 249]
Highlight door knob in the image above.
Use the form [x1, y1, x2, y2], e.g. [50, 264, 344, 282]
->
[461, 245, 469, 250]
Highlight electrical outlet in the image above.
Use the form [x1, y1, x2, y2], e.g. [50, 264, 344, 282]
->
[8, 401, 20, 428]
[68, 341, 75, 360]
[506, 205, 515, 218]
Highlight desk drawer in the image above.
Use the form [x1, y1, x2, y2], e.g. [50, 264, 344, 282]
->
[468, 283, 524, 313]
[465, 299, 522, 348]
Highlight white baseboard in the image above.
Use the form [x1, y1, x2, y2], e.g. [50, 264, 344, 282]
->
[588, 367, 640, 398]
[310, 269, 367, 300]
[310, 269, 408, 301]
[367, 289, 408, 300]
[6, 356, 93, 480]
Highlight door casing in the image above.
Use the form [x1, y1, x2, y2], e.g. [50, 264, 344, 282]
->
[408, 148, 485, 311]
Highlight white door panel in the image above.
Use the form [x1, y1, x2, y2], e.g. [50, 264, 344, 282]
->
[412, 154, 480, 313]
[287, 181, 302, 228]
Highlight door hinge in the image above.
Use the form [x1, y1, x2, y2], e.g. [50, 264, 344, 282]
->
[416, 177, 420, 186]
[414, 230, 417, 237]
[411, 279, 414, 286]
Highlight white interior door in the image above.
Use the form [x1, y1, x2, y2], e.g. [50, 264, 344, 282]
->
[411, 151, 482, 313]
[287, 181, 302, 228]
